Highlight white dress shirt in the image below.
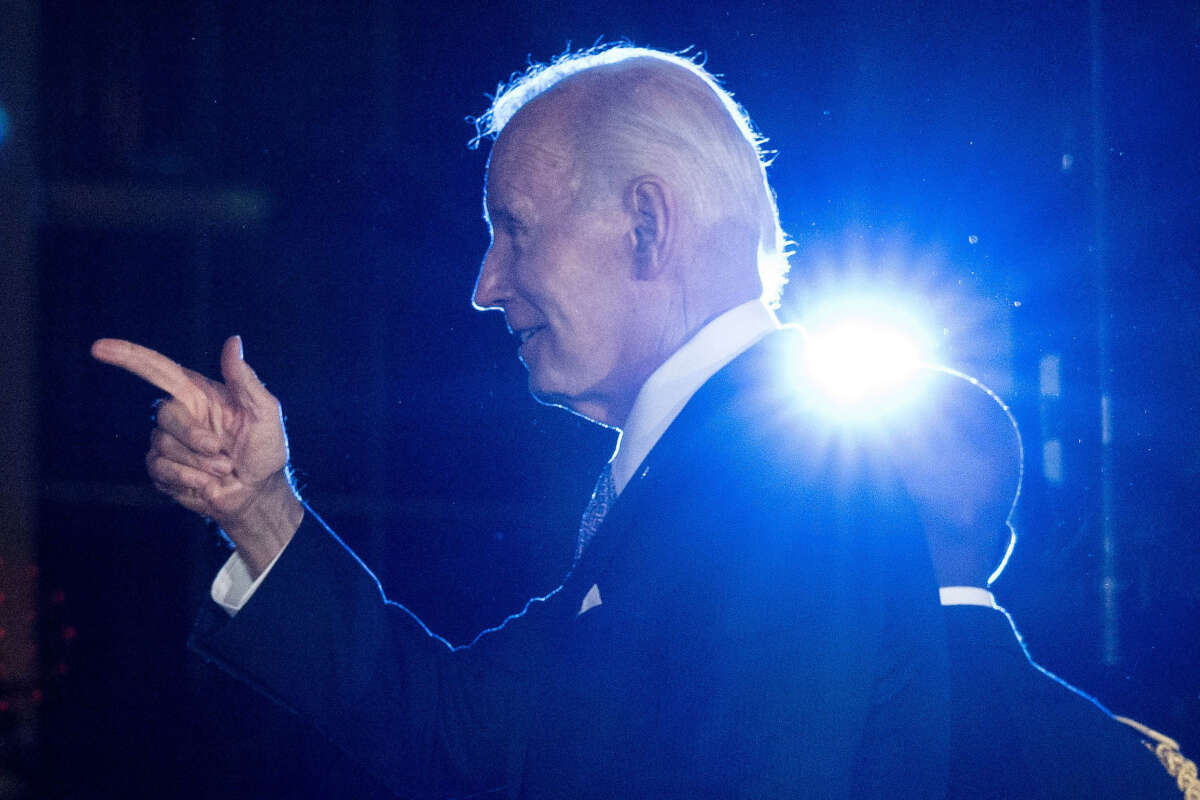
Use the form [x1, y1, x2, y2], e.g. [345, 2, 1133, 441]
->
[610, 299, 780, 493]
[213, 299, 781, 614]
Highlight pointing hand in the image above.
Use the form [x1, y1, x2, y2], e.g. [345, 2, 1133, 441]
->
[92, 336, 302, 574]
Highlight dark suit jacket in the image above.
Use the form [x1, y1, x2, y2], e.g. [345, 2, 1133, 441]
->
[943, 604, 1177, 799]
[191, 329, 950, 799]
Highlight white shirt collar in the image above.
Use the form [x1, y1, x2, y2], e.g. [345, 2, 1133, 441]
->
[609, 299, 780, 493]
[938, 586, 999, 609]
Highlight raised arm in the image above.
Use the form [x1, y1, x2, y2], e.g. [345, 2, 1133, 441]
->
[91, 335, 303, 576]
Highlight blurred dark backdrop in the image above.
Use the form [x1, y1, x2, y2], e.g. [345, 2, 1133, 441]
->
[1, 0, 1197, 796]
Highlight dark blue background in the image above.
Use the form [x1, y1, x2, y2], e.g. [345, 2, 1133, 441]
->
[23, 0, 1200, 795]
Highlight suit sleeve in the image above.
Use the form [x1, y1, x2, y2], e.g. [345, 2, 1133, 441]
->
[189, 505, 562, 798]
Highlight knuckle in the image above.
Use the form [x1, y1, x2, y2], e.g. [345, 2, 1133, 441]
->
[199, 483, 223, 506]
[146, 456, 170, 484]
[184, 429, 212, 452]
[153, 397, 176, 420]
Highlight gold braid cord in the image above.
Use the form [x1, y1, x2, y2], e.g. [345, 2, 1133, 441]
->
[1114, 715, 1200, 800]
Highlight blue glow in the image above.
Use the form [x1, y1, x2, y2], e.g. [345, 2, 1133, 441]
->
[785, 231, 1013, 400]
[0, 105, 8, 147]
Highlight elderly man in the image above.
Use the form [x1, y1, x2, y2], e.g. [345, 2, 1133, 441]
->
[93, 46, 948, 799]
[892, 367, 1182, 799]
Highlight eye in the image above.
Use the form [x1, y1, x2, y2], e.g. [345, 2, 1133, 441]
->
[490, 208, 527, 239]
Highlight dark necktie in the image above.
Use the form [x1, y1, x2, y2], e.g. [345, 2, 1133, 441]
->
[575, 462, 616, 563]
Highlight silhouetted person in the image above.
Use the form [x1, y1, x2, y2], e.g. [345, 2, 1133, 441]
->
[894, 367, 1185, 799]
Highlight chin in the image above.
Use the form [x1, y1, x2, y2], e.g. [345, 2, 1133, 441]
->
[527, 373, 566, 406]
[527, 377, 605, 423]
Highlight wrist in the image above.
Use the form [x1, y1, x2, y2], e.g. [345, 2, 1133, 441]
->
[222, 470, 304, 578]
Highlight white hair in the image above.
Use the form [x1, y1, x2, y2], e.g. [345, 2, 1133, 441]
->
[471, 44, 791, 307]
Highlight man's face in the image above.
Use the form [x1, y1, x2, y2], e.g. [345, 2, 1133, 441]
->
[473, 100, 662, 427]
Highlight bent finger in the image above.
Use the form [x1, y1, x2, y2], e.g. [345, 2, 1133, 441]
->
[154, 399, 222, 455]
[151, 428, 233, 475]
[147, 453, 224, 496]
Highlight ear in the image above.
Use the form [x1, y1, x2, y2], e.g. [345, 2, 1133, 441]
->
[626, 176, 671, 280]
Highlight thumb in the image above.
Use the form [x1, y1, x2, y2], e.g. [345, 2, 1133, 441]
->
[220, 335, 272, 410]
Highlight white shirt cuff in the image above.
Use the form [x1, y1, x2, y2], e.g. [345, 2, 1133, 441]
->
[211, 545, 288, 616]
[938, 585, 998, 609]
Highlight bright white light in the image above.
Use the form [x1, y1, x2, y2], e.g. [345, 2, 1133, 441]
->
[805, 318, 921, 404]
[792, 293, 937, 422]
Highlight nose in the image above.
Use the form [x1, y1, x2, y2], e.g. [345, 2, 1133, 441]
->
[472, 242, 508, 312]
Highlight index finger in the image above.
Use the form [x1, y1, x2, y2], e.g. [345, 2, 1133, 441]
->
[91, 339, 204, 414]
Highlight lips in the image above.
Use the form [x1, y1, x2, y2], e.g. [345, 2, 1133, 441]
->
[517, 325, 546, 345]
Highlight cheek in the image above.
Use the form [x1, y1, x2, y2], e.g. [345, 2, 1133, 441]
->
[514, 245, 571, 307]
[540, 307, 616, 376]
[580, 307, 636, 371]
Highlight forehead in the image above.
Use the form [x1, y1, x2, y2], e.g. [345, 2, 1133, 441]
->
[484, 93, 581, 215]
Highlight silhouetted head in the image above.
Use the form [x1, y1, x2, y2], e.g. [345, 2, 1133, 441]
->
[893, 368, 1023, 587]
